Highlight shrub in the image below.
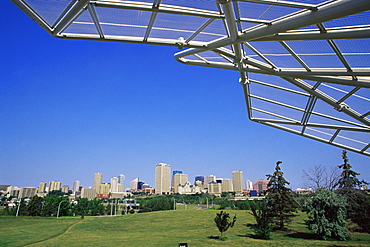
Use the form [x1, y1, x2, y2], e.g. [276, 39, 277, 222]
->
[303, 188, 348, 240]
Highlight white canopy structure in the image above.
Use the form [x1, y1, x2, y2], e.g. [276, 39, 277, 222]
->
[11, 0, 370, 156]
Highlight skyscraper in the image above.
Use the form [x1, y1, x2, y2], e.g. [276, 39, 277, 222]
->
[73, 180, 80, 194]
[38, 182, 46, 193]
[204, 175, 216, 189]
[232, 170, 244, 193]
[155, 163, 171, 194]
[94, 172, 103, 191]
[130, 178, 139, 191]
[172, 173, 188, 193]
[118, 174, 125, 191]
[110, 177, 118, 192]
[194, 176, 204, 184]
[48, 181, 61, 192]
[246, 180, 253, 191]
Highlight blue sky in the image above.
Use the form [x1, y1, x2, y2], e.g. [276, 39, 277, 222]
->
[1, 1, 369, 190]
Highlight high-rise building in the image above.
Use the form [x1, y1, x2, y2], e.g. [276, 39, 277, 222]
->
[246, 180, 253, 191]
[111, 177, 118, 192]
[81, 188, 96, 200]
[19, 187, 37, 199]
[232, 170, 244, 193]
[208, 181, 221, 194]
[73, 180, 80, 194]
[221, 179, 233, 193]
[253, 179, 269, 194]
[38, 182, 46, 193]
[194, 176, 204, 184]
[130, 178, 139, 191]
[98, 183, 110, 198]
[61, 185, 69, 193]
[155, 163, 171, 194]
[94, 172, 103, 191]
[173, 170, 182, 175]
[48, 181, 61, 192]
[204, 175, 216, 189]
[118, 174, 125, 191]
[172, 173, 188, 193]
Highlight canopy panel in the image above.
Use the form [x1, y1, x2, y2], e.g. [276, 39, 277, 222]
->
[11, 0, 370, 156]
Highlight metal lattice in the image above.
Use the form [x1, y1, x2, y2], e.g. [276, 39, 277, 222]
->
[11, 0, 370, 156]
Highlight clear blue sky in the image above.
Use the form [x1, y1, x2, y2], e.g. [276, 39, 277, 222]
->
[1, 1, 369, 190]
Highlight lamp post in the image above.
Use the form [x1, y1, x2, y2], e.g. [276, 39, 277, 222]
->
[57, 200, 68, 218]
[173, 198, 176, 210]
[15, 199, 22, 217]
[205, 197, 209, 209]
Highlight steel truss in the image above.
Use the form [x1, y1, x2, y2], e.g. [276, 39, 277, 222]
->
[11, 0, 370, 156]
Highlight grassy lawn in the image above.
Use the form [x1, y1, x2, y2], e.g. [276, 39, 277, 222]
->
[1, 207, 369, 246]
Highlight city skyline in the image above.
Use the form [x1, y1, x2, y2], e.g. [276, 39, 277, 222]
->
[1, 2, 369, 192]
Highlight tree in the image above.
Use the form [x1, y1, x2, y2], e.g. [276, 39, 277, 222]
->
[303, 188, 348, 240]
[27, 195, 43, 216]
[250, 200, 272, 239]
[302, 164, 340, 191]
[335, 150, 370, 233]
[335, 150, 365, 189]
[75, 198, 89, 218]
[266, 161, 297, 230]
[214, 211, 236, 240]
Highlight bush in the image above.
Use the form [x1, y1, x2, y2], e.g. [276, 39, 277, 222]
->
[303, 188, 348, 240]
[250, 200, 272, 240]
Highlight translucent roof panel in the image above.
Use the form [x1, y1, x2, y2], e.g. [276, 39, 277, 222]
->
[11, 0, 370, 156]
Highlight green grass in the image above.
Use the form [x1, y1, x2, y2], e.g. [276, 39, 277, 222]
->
[1, 208, 369, 246]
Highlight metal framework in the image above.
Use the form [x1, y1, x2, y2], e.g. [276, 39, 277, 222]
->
[11, 0, 370, 156]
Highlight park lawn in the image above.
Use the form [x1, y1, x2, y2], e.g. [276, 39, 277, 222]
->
[1, 208, 369, 246]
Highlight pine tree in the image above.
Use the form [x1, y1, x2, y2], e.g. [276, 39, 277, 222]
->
[336, 150, 365, 189]
[335, 150, 370, 233]
[266, 161, 297, 230]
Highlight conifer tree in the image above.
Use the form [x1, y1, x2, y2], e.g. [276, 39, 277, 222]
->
[266, 161, 297, 230]
[335, 150, 370, 233]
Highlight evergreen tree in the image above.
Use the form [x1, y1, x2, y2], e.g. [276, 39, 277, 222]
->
[266, 161, 297, 230]
[335, 150, 364, 189]
[335, 150, 370, 233]
[303, 188, 348, 240]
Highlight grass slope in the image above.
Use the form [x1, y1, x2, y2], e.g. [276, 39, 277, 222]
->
[1, 207, 369, 246]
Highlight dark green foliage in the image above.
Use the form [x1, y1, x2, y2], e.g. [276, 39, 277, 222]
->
[214, 211, 236, 239]
[335, 150, 366, 189]
[336, 188, 370, 233]
[75, 198, 89, 218]
[266, 161, 297, 230]
[217, 199, 233, 209]
[139, 197, 173, 212]
[250, 200, 272, 239]
[27, 195, 43, 216]
[303, 188, 348, 240]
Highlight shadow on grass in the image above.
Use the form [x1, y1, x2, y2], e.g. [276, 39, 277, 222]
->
[285, 232, 319, 240]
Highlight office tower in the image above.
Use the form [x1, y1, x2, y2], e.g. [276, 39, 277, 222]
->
[19, 187, 37, 199]
[253, 179, 269, 194]
[130, 178, 139, 191]
[111, 177, 118, 192]
[73, 180, 80, 193]
[81, 188, 96, 200]
[138, 181, 144, 190]
[208, 181, 221, 194]
[173, 170, 182, 175]
[194, 176, 204, 184]
[118, 174, 125, 191]
[221, 178, 233, 192]
[155, 163, 171, 194]
[98, 183, 110, 198]
[204, 175, 216, 189]
[38, 182, 46, 193]
[246, 180, 253, 191]
[172, 173, 188, 193]
[232, 170, 244, 193]
[48, 181, 61, 192]
[94, 172, 103, 191]
[61, 185, 69, 193]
